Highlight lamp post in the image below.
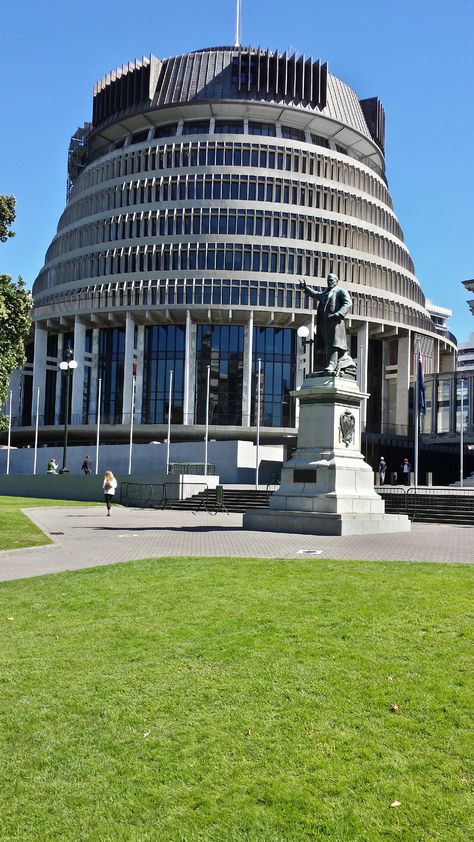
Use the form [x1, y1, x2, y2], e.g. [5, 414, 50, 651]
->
[297, 324, 316, 375]
[59, 347, 78, 474]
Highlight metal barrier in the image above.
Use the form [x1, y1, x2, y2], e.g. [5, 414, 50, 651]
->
[193, 484, 229, 515]
[265, 481, 280, 502]
[120, 482, 166, 508]
[377, 486, 474, 523]
[120, 481, 208, 509]
[168, 462, 216, 476]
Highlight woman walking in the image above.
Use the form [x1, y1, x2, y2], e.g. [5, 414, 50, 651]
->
[103, 470, 118, 516]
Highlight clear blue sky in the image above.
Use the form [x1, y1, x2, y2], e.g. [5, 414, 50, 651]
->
[2, 0, 473, 341]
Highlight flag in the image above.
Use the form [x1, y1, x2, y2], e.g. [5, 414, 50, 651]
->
[417, 351, 426, 416]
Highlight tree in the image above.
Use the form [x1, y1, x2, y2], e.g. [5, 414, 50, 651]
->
[0, 196, 32, 429]
[0, 195, 16, 242]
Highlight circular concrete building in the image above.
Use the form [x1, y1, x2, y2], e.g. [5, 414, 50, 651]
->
[13, 46, 455, 456]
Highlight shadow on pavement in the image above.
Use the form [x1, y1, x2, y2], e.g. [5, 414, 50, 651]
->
[84, 525, 241, 533]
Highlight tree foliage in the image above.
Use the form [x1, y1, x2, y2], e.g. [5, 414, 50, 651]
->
[0, 195, 16, 242]
[0, 196, 32, 429]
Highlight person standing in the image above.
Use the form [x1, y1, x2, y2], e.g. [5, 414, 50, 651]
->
[103, 470, 118, 516]
[378, 457, 387, 485]
[81, 455, 92, 475]
[400, 458, 411, 485]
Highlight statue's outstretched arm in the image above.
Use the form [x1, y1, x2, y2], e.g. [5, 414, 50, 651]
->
[299, 279, 321, 300]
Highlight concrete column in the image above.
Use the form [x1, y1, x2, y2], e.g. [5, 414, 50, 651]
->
[242, 312, 254, 426]
[183, 310, 194, 425]
[134, 324, 145, 424]
[357, 322, 369, 430]
[122, 313, 135, 424]
[32, 324, 48, 422]
[71, 318, 86, 422]
[396, 333, 411, 436]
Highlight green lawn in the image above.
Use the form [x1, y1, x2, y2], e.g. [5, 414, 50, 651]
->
[0, 496, 98, 551]
[0, 556, 472, 841]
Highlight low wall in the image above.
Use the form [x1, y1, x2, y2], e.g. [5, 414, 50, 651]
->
[0, 472, 221, 503]
[0, 441, 284, 484]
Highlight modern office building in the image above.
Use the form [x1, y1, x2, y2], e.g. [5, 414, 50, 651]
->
[5, 45, 457, 465]
[457, 334, 474, 373]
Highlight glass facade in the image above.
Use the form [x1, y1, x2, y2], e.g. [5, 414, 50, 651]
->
[252, 327, 296, 427]
[456, 377, 470, 433]
[436, 378, 451, 433]
[195, 325, 244, 426]
[98, 327, 125, 424]
[141, 325, 185, 424]
[44, 370, 57, 424]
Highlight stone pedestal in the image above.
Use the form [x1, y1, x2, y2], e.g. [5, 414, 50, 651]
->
[244, 375, 410, 535]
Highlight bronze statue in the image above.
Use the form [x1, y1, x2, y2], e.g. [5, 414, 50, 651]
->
[299, 275, 357, 379]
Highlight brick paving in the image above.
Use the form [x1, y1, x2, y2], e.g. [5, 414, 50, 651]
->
[0, 505, 472, 582]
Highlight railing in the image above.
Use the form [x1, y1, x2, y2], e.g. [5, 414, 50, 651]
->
[120, 480, 209, 509]
[377, 485, 474, 523]
[168, 462, 216, 476]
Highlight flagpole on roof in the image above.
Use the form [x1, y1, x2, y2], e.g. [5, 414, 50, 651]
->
[234, 0, 241, 48]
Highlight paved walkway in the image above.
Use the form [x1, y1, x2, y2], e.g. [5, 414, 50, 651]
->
[0, 506, 472, 582]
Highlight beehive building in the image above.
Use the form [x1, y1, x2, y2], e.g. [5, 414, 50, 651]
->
[12, 45, 456, 453]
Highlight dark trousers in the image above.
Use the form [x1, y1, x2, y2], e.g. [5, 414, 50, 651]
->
[104, 493, 113, 511]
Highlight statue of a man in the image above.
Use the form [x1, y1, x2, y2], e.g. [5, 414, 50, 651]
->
[300, 275, 356, 378]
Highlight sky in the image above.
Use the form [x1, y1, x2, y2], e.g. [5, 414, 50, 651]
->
[1, 0, 473, 341]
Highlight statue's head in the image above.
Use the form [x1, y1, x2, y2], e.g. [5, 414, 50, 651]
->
[327, 273, 338, 288]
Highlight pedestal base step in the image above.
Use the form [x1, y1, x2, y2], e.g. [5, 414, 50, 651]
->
[243, 508, 411, 536]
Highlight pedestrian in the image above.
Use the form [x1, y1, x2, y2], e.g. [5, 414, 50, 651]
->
[47, 457, 58, 474]
[81, 455, 92, 475]
[103, 470, 118, 516]
[378, 456, 387, 485]
[400, 457, 411, 485]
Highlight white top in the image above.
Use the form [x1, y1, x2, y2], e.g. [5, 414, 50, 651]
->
[103, 476, 118, 495]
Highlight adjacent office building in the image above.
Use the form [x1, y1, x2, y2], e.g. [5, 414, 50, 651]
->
[7, 45, 456, 458]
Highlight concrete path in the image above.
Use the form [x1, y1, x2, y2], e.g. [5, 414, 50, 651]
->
[0, 505, 472, 582]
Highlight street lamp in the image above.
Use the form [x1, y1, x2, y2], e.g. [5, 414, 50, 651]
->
[297, 324, 316, 374]
[59, 347, 78, 474]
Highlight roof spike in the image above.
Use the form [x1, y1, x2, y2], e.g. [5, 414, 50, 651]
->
[234, 0, 242, 48]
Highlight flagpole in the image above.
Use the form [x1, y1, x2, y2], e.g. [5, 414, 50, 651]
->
[6, 391, 12, 476]
[204, 364, 210, 476]
[414, 340, 419, 487]
[128, 374, 136, 476]
[33, 386, 40, 475]
[166, 369, 173, 475]
[255, 358, 262, 490]
[460, 377, 465, 488]
[95, 377, 102, 475]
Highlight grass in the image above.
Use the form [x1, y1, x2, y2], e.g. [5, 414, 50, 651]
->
[0, 555, 472, 841]
[0, 496, 98, 551]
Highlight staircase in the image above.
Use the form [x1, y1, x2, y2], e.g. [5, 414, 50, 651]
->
[167, 488, 274, 513]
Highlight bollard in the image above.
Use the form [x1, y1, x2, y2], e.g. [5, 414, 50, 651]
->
[374, 471, 380, 486]
[425, 472, 433, 486]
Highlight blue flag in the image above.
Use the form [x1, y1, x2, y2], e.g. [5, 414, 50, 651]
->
[418, 351, 426, 416]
